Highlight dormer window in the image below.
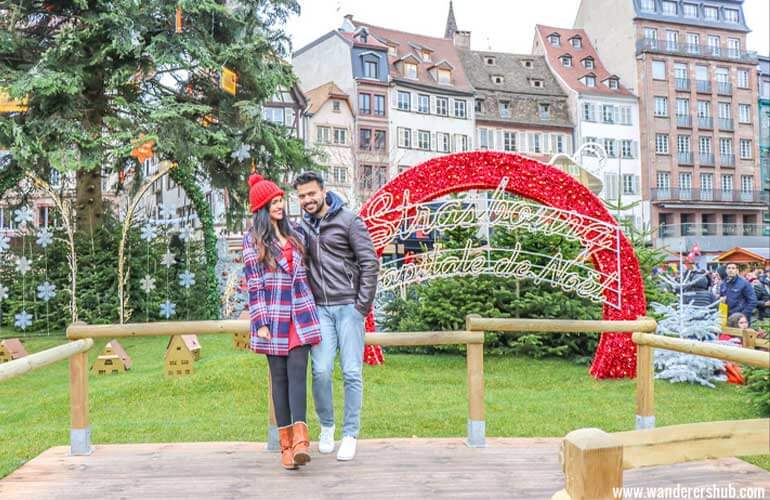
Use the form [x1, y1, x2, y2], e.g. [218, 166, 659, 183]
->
[570, 36, 582, 49]
[583, 74, 596, 87]
[492, 75, 504, 85]
[582, 57, 595, 69]
[704, 6, 718, 21]
[521, 59, 533, 68]
[388, 45, 398, 57]
[548, 34, 561, 47]
[560, 55, 572, 67]
[724, 8, 739, 23]
[640, 0, 654, 12]
[438, 69, 451, 85]
[530, 79, 544, 89]
[332, 100, 341, 112]
[364, 60, 378, 79]
[404, 62, 418, 79]
[421, 50, 431, 62]
[485, 56, 496, 66]
[539, 103, 551, 119]
[356, 28, 369, 44]
[661, 1, 677, 15]
[607, 77, 619, 89]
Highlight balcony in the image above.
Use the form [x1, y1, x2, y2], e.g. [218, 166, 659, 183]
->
[656, 223, 770, 252]
[716, 82, 733, 96]
[696, 80, 712, 94]
[650, 188, 768, 204]
[700, 153, 715, 166]
[718, 118, 734, 131]
[677, 152, 693, 164]
[720, 153, 735, 167]
[698, 116, 713, 129]
[675, 78, 691, 91]
[636, 38, 759, 64]
[676, 114, 692, 128]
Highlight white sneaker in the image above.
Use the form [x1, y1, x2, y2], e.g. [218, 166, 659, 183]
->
[318, 425, 335, 454]
[336, 436, 357, 461]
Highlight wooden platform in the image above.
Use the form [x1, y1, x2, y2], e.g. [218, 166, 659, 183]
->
[1, 438, 768, 499]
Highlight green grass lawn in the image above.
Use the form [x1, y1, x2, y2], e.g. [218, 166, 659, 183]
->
[1, 334, 767, 479]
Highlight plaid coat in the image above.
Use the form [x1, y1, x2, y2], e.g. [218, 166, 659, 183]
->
[243, 231, 321, 356]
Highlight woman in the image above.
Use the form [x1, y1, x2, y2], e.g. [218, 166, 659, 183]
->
[243, 173, 321, 470]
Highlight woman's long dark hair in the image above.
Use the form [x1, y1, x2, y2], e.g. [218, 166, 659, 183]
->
[250, 200, 305, 270]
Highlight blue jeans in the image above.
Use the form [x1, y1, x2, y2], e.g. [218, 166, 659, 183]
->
[311, 304, 365, 438]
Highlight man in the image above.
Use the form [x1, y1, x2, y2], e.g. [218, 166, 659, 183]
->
[750, 275, 770, 321]
[293, 171, 379, 461]
[720, 263, 757, 325]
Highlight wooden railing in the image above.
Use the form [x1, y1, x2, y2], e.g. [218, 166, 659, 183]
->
[721, 326, 769, 351]
[0, 339, 93, 383]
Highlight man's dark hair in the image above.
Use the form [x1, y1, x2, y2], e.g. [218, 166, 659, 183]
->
[292, 171, 325, 189]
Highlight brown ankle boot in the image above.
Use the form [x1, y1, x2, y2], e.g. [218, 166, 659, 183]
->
[278, 425, 297, 470]
[291, 422, 311, 465]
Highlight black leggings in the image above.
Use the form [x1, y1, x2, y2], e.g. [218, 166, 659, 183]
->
[266, 345, 310, 427]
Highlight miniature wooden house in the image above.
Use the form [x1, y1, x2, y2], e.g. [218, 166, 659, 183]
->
[0, 338, 28, 364]
[233, 311, 250, 350]
[91, 340, 132, 375]
[165, 335, 201, 377]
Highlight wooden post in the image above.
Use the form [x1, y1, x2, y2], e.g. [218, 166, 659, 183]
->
[635, 341, 655, 429]
[742, 329, 757, 350]
[70, 341, 93, 455]
[465, 314, 485, 448]
[556, 428, 623, 500]
[265, 368, 279, 452]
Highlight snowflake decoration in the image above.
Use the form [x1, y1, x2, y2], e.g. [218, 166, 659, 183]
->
[37, 281, 56, 302]
[0, 235, 10, 253]
[178, 226, 194, 242]
[159, 202, 177, 221]
[15, 256, 31, 275]
[161, 251, 176, 268]
[140, 224, 157, 241]
[160, 300, 176, 319]
[140, 274, 156, 293]
[36, 228, 54, 248]
[0, 283, 8, 302]
[14, 206, 35, 226]
[179, 270, 196, 288]
[15, 310, 33, 330]
[230, 143, 252, 162]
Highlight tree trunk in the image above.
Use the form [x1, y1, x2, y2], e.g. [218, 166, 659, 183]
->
[75, 169, 105, 233]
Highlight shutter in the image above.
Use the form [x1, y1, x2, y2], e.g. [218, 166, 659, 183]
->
[632, 140, 639, 158]
[391, 90, 398, 108]
[431, 132, 436, 151]
[495, 129, 503, 151]
[632, 175, 640, 195]
[543, 133, 551, 153]
[430, 96, 436, 114]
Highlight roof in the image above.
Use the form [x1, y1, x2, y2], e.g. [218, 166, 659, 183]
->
[167, 334, 201, 352]
[105, 340, 132, 370]
[631, 0, 750, 33]
[338, 28, 389, 51]
[305, 81, 352, 115]
[759, 56, 770, 76]
[715, 247, 770, 262]
[457, 49, 566, 96]
[1, 338, 28, 358]
[536, 25, 634, 98]
[349, 18, 475, 94]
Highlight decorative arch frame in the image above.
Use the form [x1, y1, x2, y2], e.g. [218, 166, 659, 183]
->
[359, 151, 646, 379]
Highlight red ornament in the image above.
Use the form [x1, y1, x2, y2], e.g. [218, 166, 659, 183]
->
[359, 151, 646, 378]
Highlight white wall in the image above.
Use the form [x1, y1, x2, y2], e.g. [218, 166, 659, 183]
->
[308, 99, 356, 206]
[292, 34, 355, 98]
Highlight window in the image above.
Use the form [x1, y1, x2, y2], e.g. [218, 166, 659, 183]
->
[679, 172, 692, 190]
[359, 128, 372, 150]
[707, 35, 720, 56]
[398, 127, 411, 148]
[503, 132, 517, 152]
[718, 102, 731, 120]
[499, 100, 511, 118]
[678, 135, 691, 153]
[454, 99, 466, 118]
[375, 166, 388, 189]
[404, 63, 417, 79]
[332, 100, 341, 113]
[485, 56, 496, 65]
[740, 139, 752, 159]
[654, 96, 668, 117]
[652, 61, 666, 80]
[493, 75, 504, 85]
[721, 174, 733, 191]
[571, 37, 582, 49]
[548, 34, 561, 47]
[333, 128, 347, 145]
[418, 94, 430, 113]
[656, 134, 669, 154]
[644, 28, 658, 45]
[479, 128, 492, 149]
[388, 45, 397, 57]
[374, 130, 386, 151]
[676, 98, 689, 116]
[700, 173, 713, 191]
[584, 75, 596, 87]
[364, 61, 378, 79]
[261, 107, 285, 125]
[552, 134, 566, 153]
[697, 100, 711, 118]
[397, 91, 411, 111]
[739, 104, 751, 124]
[762, 81, 770, 99]
[715, 67, 729, 85]
[582, 57, 594, 70]
[719, 137, 733, 155]
[521, 59, 533, 68]
[456, 134, 470, 151]
[604, 138, 617, 157]
[50, 169, 61, 188]
[437, 132, 450, 153]
[421, 50, 431, 62]
[438, 69, 451, 85]
[374, 95, 385, 116]
[666, 30, 678, 50]
[582, 102, 595, 122]
[724, 9, 739, 23]
[418, 130, 430, 150]
[360, 165, 373, 190]
[475, 99, 483, 113]
[737, 69, 749, 89]
[621, 140, 634, 158]
[333, 167, 348, 184]
[674, 63, 688, 81]
[530, 79, 544, 88]
[359, 93, 371, 114]
[530, 133, 542, 153]
[661, 1, 676, 15]
[727, 38, 740, 57]
[699, 136, 712, 154]
[640, 0, 655, 12]
[623, 174, 638, 195]
[539, 103, 550, 119]
[683, 3, 698, 17]
[316, 126, 331, 144]
[741, 175, 753, 192]
[602, 105, 616, 123]
[656, 171, 671, 190]
[619, 106, 632, 125]
[687, 33, 699, 53]
[704, 6, 718, 21]
[436, 97, 448, 116]
[560, 55, 572, 67]
[607, 78, 619, 89]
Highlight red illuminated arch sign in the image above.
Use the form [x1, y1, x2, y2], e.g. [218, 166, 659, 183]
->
[358, 151, 646, 379]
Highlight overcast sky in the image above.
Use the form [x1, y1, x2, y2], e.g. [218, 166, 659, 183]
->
[287, 0, 769, 58]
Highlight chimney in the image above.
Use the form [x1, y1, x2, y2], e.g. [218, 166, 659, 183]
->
[341, 14, 355, 32]
[453, 30, 471, 49]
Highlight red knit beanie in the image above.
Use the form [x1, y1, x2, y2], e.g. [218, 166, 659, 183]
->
[248, 173, 285, 213]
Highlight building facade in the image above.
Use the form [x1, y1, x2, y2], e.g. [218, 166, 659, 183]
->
[534, 25, 646, 230]
[576, 0, 767, 258]
[759, 56, 770, 206]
